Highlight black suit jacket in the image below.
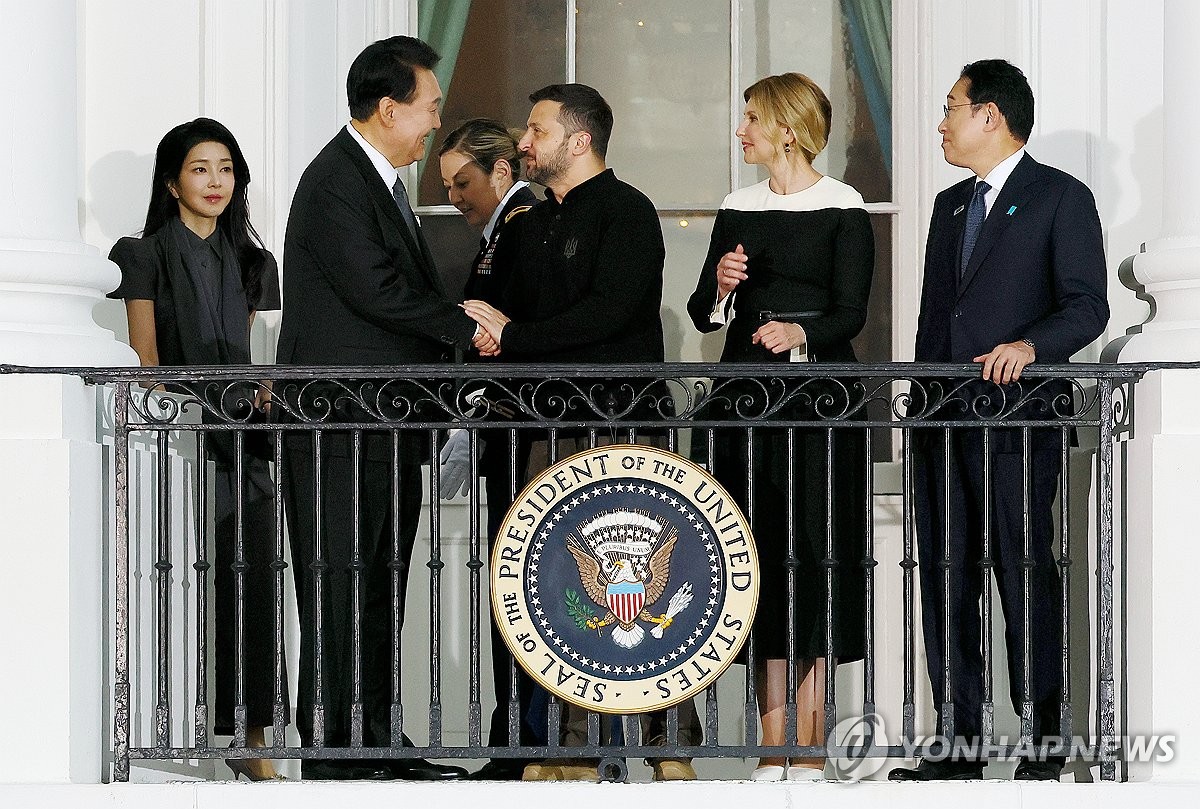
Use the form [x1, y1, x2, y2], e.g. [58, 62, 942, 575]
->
[915, 152, 1108, 365]
[278, 127, 477, 367]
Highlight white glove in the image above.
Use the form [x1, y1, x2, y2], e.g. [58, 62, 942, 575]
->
[438, 429, 472, 500]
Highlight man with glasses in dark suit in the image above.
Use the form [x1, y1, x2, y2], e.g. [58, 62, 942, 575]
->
[890, 59, 1108, 783]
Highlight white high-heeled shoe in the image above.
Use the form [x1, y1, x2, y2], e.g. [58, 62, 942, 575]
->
[785, 765, 825, 781]
[751, 765, 786, 781]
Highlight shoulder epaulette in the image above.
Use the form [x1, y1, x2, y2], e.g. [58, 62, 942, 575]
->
[504, 205, 533, 223]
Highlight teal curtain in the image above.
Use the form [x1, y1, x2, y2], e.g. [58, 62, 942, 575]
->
[418, 0, 473, 103]
[416, 0, 473, 175]
[841, 0, 892, 177]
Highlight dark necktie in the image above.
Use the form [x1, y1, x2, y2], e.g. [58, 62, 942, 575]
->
[391, 176, 420, 240]
[960, 180, 991, 277]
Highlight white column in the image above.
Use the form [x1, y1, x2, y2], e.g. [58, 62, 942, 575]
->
[0, 0, 135, 367]
[1105, 0, 1200, 362]
[1122, 370, 1200, 783]
[0, 0, 130, 785]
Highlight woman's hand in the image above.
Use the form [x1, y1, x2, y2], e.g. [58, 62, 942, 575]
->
[752, 320, 807, 354]
[716, 243, 749, 299]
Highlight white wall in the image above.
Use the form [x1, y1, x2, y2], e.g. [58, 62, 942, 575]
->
[73, 0, 1171, 780]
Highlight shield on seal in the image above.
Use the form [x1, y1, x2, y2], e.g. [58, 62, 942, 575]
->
[606, 581, 646, 625]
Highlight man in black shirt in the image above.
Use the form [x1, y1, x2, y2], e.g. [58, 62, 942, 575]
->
[462, 84, 700, 782]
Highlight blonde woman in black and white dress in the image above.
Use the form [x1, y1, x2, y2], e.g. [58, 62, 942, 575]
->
[687, 72, 875, 782]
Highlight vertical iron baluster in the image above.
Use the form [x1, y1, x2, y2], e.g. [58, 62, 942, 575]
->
[823, 427, 836, 756]
[704, 428, 719, 747]
[272, 428, 287, 742]
[862, 426, 877, 735]
[743, 426, 757, 748]
[623, 714, 637, 762]
[1020, 427, 1034, 745]
[1096, 378, 1117, 780]
[390, 430, 405, 745]
[940, 427, 954, 741]
[155, 429, 171, 750]
[311, 430, 326, 746]
[545, 428, 561, 751]
[233, 431, 248, 746]
[784, 427, 798, 752]
[428, 427, 445, 747]
[1058, 426, 1072, 745]
[113, 382, 132, 782]
[194, 430, 210, 749]
[506, 427, 520, 748]
[901, 429, 916, 744]
[350, 430, 364, 748]
[468, 427, 483, 747]
[981, 428, 995, 745]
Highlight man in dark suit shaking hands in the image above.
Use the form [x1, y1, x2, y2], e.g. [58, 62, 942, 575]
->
[889, 60, 1108, 782]
[278, 36, 492, 781]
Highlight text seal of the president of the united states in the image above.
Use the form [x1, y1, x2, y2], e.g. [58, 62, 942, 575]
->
[491, 444, 758, 713]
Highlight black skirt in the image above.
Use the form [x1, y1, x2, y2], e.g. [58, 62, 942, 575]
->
[709, 391, 868, 663]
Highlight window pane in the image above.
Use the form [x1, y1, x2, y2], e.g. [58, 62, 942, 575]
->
[576, 1, 731, 208]
[738, 0, 892, 203]
[416, 0, 567, 207]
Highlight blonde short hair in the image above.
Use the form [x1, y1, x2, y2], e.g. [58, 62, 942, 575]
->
[438, 117, 523, 177]
[743, 73, 832, 164]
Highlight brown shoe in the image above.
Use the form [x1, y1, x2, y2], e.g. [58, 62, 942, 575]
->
[651, 759, 696, 781]
[557, 764, 600, 782]
[521, 762, 562, 781]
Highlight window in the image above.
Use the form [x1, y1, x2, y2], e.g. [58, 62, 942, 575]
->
[415, 0, 895, 363]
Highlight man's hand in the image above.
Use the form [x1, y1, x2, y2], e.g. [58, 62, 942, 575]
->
[751, 320, 807, 354]
[462, 300, 510, 352]
[254, 380, 274, 414]
[471, 324, 500, 357]
[716, 243, 749, 299]
[974, 340, 1036, 384]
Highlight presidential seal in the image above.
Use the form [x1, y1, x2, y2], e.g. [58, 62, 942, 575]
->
[491, 444, 758, 713]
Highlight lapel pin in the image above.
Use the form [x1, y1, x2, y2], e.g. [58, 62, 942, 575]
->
[1006, 205, 1017, 216]
[953, 205, 966, 216]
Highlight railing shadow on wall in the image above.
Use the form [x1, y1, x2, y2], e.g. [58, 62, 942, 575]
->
[61, 362, 1142, 783]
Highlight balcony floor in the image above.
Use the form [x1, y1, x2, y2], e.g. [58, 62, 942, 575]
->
[4, 779, 1200, 809]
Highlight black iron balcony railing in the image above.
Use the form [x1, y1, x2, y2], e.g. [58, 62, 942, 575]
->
[72, 362, 1139, 782]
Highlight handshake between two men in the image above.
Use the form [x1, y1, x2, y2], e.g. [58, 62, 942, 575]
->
[464, 300, 509, 358]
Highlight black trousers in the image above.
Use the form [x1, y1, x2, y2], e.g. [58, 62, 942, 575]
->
[914, 429, 1064, 745]
[480, 433, 546, 748]
[210, 435, 288, 733]
[281, 431, 423, 747]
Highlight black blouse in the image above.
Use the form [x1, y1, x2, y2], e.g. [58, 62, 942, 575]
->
[108, 220, 280, 367]
[687, 177, 874, 363]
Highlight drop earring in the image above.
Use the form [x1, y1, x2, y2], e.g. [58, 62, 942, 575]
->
[784, 143, 792, 153]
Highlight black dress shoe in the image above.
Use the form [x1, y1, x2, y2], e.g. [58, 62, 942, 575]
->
[888, 759, 985, 781]
[468, 759, 530, 780]
[302, 759, 394, 781]
[388, 757, 468, 781]
[1014, 757, 1064, 781]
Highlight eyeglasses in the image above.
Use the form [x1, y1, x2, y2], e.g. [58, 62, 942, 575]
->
[943, 102, 982, 118]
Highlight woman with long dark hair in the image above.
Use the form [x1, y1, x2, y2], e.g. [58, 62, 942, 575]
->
[108, 117, 286, 781]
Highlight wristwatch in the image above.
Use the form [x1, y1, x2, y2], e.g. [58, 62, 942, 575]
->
[1020, 338, 1036, 352]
